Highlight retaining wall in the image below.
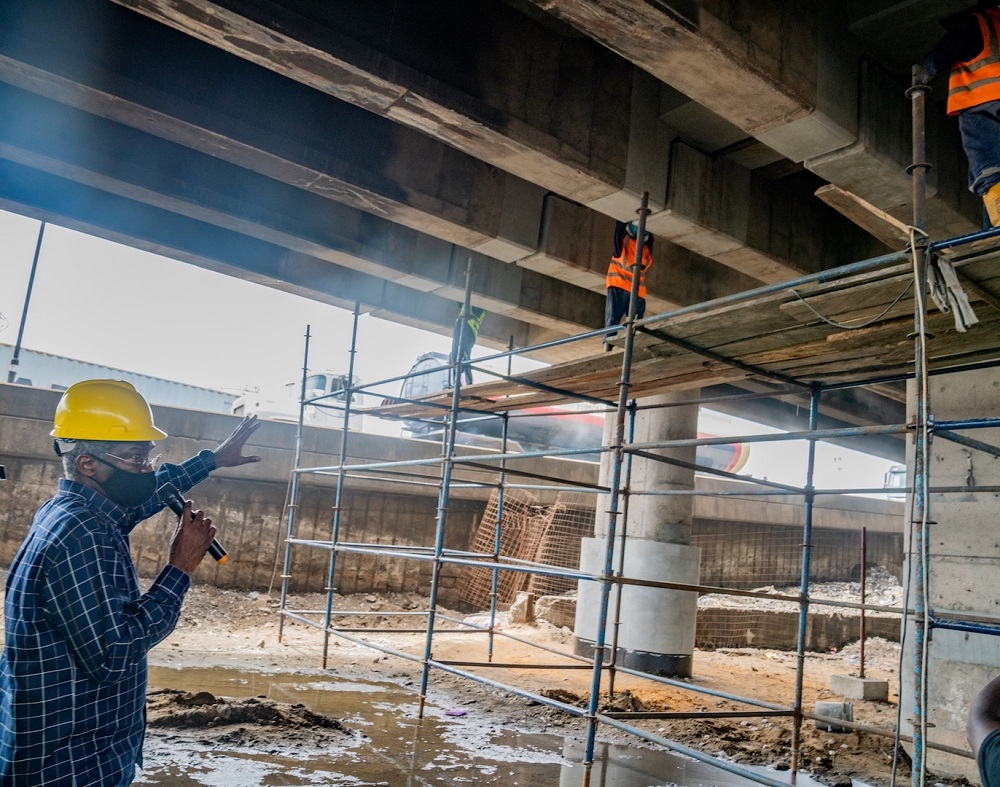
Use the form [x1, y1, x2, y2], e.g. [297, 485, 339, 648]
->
[0, 384, 904, 610]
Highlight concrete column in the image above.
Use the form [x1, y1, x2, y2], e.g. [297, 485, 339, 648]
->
[574, 392, 701, 677]
[899, 367, 1000, 781]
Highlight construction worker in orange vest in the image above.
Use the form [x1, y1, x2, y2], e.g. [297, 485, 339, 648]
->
[917, 3, 1000, 226]
[604, 220, 653, 350]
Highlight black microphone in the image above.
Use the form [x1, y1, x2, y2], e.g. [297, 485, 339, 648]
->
[157, 482, 229, 565]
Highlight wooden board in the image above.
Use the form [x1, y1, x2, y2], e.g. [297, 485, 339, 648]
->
[365, 243, 1000, 421]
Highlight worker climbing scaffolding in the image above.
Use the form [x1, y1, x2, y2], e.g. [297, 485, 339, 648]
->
[451, 303, 486, 386]
[604, 219, 653, 350]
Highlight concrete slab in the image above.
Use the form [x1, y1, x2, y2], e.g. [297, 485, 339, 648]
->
[815, 700, 854, 732]
[830, 674, 889, 701]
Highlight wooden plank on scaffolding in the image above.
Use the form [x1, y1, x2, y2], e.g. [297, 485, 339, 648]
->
[953, 271, 1000, 313]
[647, 264, 915, 351]
[814, 184, 911, 249]
[938, 232, 1000, 261]
[778, 273, 915, 326]
[363, 247, 1000, 422]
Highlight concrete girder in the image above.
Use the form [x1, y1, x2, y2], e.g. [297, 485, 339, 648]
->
[654, 142, 892, 284]
[106, 0, 913, 285]
[806, 58, 980, 241]
[526, 1, 980, 242]
[521, 194, 765, 312]
[111, 0, 669, 216]
[0, 81, 604, 338]
[0, 156, 601, 363]
[0, 0, 801, 304]
[524, 0, 838, 153]
[0, 4, 545, 263]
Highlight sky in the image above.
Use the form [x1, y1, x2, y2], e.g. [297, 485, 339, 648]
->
[0, 207, 900, 492]
[0, 209, 464, 397]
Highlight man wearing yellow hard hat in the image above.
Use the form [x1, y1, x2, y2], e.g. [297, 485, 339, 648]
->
[0, 380, 261, 785]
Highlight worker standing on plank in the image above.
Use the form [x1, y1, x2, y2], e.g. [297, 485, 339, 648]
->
[0, 380, 260, 786]
[917, 2, 1000, 226]
[452, 304, 486, 386]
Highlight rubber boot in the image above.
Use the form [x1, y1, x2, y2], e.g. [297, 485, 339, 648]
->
[984, 182, 1000, 227]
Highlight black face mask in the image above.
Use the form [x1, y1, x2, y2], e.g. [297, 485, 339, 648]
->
[92, 456, 159, 508]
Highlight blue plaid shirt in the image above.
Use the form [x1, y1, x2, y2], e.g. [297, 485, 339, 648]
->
[0, 454, 213, 786]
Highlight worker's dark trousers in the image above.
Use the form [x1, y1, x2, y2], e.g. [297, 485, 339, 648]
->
[455, 335, 475, 385]
[605, 287, 646, 340]
[960, 99, 1000, 195]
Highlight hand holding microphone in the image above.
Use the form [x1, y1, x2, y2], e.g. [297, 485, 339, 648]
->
[158, 483, 229, 566]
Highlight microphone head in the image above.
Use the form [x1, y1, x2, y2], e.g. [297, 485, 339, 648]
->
[157, 482, 185, 516]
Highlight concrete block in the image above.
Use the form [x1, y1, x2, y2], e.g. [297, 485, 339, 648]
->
[508, 592, 535, 624]
[830, 674, 888, 701]
[535, 595, 576, 630]
[815, 700, 853, 733]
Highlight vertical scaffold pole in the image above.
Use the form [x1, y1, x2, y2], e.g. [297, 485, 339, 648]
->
[860, 527, 868, 679]
[278, 325, 312, 642]
[606, 398, 637, 702]
[7, 221, 44, 384]
[583, 192, 650, 765]
[790, 384, 819, 774]
[487, 336, 514, 664]
[418, 260, 474, 717]
[321, 302, 362, 668]
[907, 66, 933, 787]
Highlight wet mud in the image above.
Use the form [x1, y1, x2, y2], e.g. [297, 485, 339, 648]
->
[138, 669, 836, 787]
[144, 585, 958, 787]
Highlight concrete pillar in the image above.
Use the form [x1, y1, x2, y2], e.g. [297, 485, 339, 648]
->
[899, 367, 1000, 781]
[574, 392, 701, 677]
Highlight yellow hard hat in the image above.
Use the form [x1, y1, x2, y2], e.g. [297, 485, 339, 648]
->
[50, 379, 167, 441]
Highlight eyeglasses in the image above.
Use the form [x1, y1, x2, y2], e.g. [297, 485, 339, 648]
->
[102, 452, 161, 471]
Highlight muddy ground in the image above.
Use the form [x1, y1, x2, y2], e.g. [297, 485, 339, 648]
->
[144, 585, 972, 787]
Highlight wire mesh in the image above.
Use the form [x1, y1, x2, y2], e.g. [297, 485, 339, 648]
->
[458, 487, 539, 608]
[458, 490, 597, 608]
[526, 495, 595, 598]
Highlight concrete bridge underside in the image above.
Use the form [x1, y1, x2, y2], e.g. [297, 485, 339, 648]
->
[0, 0, 981, 458]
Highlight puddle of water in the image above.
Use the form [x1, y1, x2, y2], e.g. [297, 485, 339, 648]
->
[138, 666, 842, 787]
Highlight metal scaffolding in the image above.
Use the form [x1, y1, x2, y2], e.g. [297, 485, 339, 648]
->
[272, 80, 1000, 787]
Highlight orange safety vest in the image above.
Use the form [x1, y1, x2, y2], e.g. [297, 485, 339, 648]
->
[606, 236, 653, 299]
[948, 10, 1000, 115]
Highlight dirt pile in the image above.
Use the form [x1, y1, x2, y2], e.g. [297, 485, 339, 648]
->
[145, 688, 364, 759]
[148, 689, 355, 733]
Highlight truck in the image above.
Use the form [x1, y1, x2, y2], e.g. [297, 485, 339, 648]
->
[230, 370, 362, 429]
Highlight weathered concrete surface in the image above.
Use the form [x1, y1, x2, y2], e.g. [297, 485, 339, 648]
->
[0, 0, 946, 364]
[0, 83, 603, 338]
[530, 1, 977, 241]
[899, 367, 1000, 781]
[830, 674, 889, 702]
[0, 383, 589, 604]
[0, 384, 903, 599]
